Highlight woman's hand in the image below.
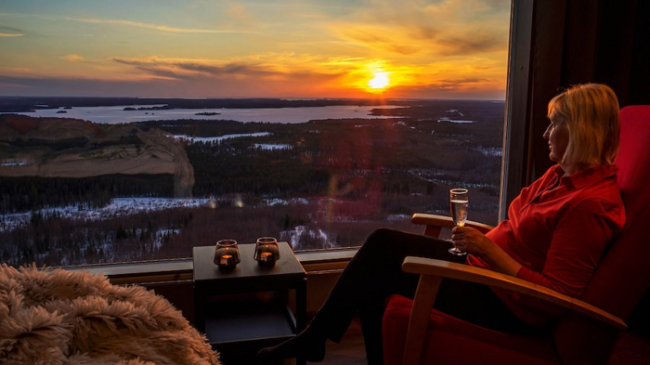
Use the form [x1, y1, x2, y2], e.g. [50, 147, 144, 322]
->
[451, 226, 494, 257]
[451, 226, 522, 276]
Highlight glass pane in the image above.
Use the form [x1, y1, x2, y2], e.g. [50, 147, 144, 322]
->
[0, 0, 510, 267]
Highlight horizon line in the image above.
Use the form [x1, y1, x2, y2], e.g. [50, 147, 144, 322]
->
[0, 95, 507, 102]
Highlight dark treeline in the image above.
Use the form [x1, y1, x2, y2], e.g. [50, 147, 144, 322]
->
[1, 205, 195, 267]
[0, 174, 174, 213]
[187, 141, 331, 197]
[136, 119, 286, 137]
[9, 137, 91, 150]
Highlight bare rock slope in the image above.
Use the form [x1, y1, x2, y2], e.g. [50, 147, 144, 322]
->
[0, 115, 195, 197]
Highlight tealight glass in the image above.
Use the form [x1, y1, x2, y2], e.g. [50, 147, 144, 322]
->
[214, 239, 241, 269]
[254, 237, 280, 266]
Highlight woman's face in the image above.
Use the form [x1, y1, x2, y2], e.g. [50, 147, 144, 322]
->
[543, 116, 570, 164]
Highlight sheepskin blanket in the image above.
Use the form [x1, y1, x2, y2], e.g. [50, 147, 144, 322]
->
[0, 264, 221, 365]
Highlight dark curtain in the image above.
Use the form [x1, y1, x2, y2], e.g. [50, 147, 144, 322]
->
[527, 0, 650, 180]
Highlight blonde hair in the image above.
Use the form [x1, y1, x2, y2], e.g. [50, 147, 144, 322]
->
[547, 83, 620, 166]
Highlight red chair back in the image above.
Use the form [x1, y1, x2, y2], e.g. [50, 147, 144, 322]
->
[553, 105, 650, 363]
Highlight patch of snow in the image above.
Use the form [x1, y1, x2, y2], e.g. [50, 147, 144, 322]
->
[387, 214, 410, 221]
[476, 147, 502, 157]
[1, 159, 28, 166]
[0, 198, 212, 233]
[254, 143, 292, 150]
[265, 198, 289, 206]
[174, 132, 271, 143]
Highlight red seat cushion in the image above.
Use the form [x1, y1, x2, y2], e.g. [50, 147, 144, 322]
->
[383, 294, 559, 365]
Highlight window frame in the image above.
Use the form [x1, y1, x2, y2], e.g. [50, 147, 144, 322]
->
[500, 0, 534, 221]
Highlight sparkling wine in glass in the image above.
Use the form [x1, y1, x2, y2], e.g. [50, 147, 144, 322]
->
[448, 188, 469, 256]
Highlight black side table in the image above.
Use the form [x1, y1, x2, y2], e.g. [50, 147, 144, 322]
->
[193, 242, 307, 364]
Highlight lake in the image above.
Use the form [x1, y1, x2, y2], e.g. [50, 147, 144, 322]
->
[6, 105, 404, 124]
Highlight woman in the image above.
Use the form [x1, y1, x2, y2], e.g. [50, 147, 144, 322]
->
[258, 83, 626, 364]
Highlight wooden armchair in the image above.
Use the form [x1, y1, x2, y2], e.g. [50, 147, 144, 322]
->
[382, 105, 650, 365]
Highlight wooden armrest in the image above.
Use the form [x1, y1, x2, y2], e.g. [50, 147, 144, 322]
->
[399, 256, 626, 365]
[412, 213, 494, 234]
[402, 256, 626, 329]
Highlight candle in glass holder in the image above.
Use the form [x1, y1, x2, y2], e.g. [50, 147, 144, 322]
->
[214, 239, 240, 269]
[254, 237, 280, 266]
[219, 254, 235, 266]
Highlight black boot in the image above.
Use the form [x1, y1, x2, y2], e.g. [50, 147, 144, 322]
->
[257, 323, 328, 362]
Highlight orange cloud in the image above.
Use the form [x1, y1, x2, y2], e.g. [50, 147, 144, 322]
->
[330, 0, 509, 57]
[63, 54, 85, 62]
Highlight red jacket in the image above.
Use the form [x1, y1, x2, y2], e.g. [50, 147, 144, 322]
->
[468, 164, 626, 326]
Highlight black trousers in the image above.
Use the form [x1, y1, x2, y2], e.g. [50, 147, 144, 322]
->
[312, 228, 534, 365]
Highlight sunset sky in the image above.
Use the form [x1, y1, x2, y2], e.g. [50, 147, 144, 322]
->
[0, 0, 511, 99]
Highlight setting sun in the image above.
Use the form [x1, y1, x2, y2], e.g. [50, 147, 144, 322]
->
[368, 72, 390, 91]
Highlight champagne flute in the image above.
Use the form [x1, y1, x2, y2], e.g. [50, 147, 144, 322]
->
[448, 188, 469, 256]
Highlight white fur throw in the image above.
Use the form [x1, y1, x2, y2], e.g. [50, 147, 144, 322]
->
[0, 264, 221, 365]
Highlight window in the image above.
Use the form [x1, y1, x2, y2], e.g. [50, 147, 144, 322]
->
[0, 0, 512, 267]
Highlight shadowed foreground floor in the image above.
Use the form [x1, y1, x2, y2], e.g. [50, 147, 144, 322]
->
[317, 317, 367, 365]
[267, 317, 368, 365]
